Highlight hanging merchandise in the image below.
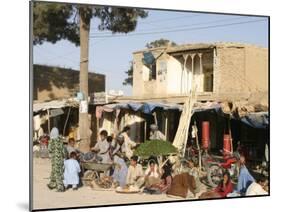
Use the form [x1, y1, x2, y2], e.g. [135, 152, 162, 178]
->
[202, 121, 210, 149]
[223, 134, 231, 153]
[33, 115, 41, 131]
[95, 106, 103, 119]
[79, 100, 88, 113]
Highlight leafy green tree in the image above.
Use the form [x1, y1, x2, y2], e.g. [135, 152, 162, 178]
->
[33, 2, 148, 152]
[123, 39, 176, 86]
[123, 61, 133, 86]
[145, 38, 177, 48]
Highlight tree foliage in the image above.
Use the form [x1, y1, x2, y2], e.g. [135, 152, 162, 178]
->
[123, 61, 133, 86]
[145, 38, 177, 48]
[134, 140, 178, 157]
[33, 2, 148, 46]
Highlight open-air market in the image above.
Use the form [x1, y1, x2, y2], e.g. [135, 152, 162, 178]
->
[31, 2, 269, 210]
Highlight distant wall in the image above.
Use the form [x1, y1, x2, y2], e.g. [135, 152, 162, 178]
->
[215, 46, 268, 94]
[33, 64, 105, 102]
[244, 46, 268, 92]
[133, 51, 169, 97]
[215, 47, 246, 94]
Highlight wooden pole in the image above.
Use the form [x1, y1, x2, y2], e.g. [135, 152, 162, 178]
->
[194, 122, 202, 171]
[47, 109, 50, 134]
[144, 121, 147, 141]
[165, 112, 168, 140]
[78, 8, 90, 153]
[63, 107, 71, 136]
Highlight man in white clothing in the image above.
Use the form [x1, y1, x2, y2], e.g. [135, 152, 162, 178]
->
[126, 156, 145, 188]
[121, 126, 137, 159]
[149, 124, 166, 141]
[91, 130, 110, 163]
[246, 175, 268, 196]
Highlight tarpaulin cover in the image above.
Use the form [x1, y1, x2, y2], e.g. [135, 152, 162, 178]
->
[192, 103, 222, 113]
[33, 100, 79, 112]
[240, 112, 269, 129]
[102, 102, 182, 114]
[101, 102, 268, 129]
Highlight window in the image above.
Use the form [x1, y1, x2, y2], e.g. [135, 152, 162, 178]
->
[149, 63, 157, 80]
[204, 70, 213, 92]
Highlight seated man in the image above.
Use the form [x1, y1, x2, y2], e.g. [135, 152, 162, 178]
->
[144, 159, 161, 188]
[149, 124, 166, 141]
[126, 156, 145, 189]
[246, 174, 268, 196]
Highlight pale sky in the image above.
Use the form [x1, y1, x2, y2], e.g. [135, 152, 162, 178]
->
[33, 7, 268, 96]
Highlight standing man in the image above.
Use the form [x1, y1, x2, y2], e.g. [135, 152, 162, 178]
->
[149, 124, 166, 140]
[121, 126, 137, 159]
[91, 130, 110, 163]
[47, 127, 67, 192]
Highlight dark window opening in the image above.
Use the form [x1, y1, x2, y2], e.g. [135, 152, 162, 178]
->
[149, 63, 157, 80]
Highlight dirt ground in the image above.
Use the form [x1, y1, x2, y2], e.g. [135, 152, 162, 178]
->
[32, 158, 208, 210]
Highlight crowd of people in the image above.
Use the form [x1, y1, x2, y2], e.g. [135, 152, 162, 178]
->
[44, 124, 268, 200]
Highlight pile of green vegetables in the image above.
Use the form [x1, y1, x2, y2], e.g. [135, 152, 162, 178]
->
[134, 140, 178, 157]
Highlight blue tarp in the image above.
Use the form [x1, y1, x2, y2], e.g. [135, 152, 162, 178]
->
[192, 103, 222, 114]
[103, 102, 182, 114]
[240, 112, 269, 129]
[102, 102, 268, 129]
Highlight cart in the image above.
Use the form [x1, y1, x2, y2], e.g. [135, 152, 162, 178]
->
[81, 162, 113, 189]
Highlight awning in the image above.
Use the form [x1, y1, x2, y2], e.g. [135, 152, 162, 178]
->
[101, 102, 182, 114]
[33, 99, 79, 113]
[240, 112, 269, 129]
[100, 102, 269, 129]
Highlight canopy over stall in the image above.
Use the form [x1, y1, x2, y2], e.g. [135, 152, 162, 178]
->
[33, 99, 79, 113]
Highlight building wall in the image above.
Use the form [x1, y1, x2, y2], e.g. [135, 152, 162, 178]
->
[166, 55, 185, 95]
[132, 53, 145, 96]
[33, 64, 105, 102]
[244, 46, 268, 92]
[133, 44, 268, 98]
[215, 47, 246, 94]
[133, 51, 170, 97]
[214, 45, 268, 94]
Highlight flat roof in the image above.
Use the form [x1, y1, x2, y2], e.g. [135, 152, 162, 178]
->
[133, 42, 267, 54]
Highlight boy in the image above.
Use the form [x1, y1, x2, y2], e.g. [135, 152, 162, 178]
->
[63, 151, 81, 190]
[65, 138, 80, 158]
[91, 130, 110, 163]
[126, 156, 145, 189]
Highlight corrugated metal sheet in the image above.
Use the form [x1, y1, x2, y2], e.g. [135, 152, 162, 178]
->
[33, 100, 79, 112]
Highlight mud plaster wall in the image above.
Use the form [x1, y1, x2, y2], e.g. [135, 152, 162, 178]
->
[33, 64, 105, 101]
[214, 46, 268, 94]
[215, 47, 246, 94]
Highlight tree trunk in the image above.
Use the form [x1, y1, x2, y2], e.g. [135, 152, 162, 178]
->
[78, 9, 90, 153]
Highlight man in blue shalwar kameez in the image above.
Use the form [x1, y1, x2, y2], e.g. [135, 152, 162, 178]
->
[227, 155, 255, 197]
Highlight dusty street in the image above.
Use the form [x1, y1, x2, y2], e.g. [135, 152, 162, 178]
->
[32, 158, 207, 210]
